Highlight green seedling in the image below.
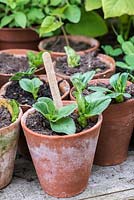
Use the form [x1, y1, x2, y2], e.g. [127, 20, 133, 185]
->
[64, 46, 80, 67]
[33, 97, 77, 135]
[71, 72, 111, 128]
[71, 71, 95, 93]
[27, 51, 43, 68]
[89, 73, 131, 103]
[19, 77, 43, 100]
[10, 67, 36, 81]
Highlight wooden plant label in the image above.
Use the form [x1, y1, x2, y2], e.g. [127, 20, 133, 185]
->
[42, 52, 63, 109]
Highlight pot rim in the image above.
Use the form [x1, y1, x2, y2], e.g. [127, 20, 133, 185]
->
[0, 27, 36, 31]
[21, 105, 103, 139]
[55, 53, 115, 80]
[0, 76, 70, 106]
[0, 49, 44, 76]
[38, 35, 100, 55]
[0, 104, 23, 132]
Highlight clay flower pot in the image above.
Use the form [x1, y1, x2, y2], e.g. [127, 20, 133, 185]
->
[0, 75, 70, 159]
[21, 103, 102, 198]
[0, 28, 40, 50]
[55, 54, 115, 83]
[38, 35, 99, 58]
[89, 79, 134, 166]
[0, 100, 22, 189]
[0, 49, 45, 87]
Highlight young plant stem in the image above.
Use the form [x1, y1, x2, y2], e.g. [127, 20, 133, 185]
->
[59, 17, 69, 46]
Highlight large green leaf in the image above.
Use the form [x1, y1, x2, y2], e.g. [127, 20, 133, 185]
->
[66, 9, 108, 37]
[85, 0, 102, 11]
[64, 5, 81, 23]
[14, 12, 27, 28]
[39, 16, 63, 36]
[102, 0, 134, 18]
[50, 117, 76, 134]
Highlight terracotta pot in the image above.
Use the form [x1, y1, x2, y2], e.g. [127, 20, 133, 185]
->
[0, 49, 45, 88]
[0, 101, 22, 189]
[89, 79, 134, 166]
[0, 28, 40, 50]
[0, 75, 70, 159]
[55, 54, 115, 83]
[21, 104, 102, 198]
[38, 35, 99, 58]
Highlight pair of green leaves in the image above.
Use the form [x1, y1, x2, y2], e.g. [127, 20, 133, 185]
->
[33, 97, 77, 134]
[89, 73, 131, 103]
[27, 51, 43, 68]
[19, 78, 43, 100]
[71, 71, 95, 93]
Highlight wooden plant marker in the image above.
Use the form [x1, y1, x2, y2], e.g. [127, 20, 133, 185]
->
[42, 52, 63, 109]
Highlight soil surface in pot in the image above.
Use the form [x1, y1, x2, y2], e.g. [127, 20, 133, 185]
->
[44, 37, 91, 52]
[4, 78, 63, 106]
[26, 111, 97, 136]
[84, 82, 134, 103]
[0, 53, 30, 74]
[55, 51, 108, 76]
[0, 106, 12, 128]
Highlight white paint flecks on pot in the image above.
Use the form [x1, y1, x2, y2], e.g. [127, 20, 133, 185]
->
[0, 108, 23, 189]
[21, 107, 102, 198]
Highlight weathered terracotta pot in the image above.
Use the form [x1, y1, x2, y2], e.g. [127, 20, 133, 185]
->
[55, 54, 115, 83]
[21, 103, 102, 198]
[0, 28, 40, 50]
[0, 49, 45, 88]
[0, 75, 70, 159]
[38, 35, 99, 58]
[89, 79, 134, 166]
[0, 102, 22, 189]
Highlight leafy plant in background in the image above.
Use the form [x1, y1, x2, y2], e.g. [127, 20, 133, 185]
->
[101, 45, 122, 57]
[85, 0, 134, 39]
[71, 71, 111, 127]
[19, 77, 43, 100]
[89, 72, 131, 103]
[39, 0, 108, 40]
[0, 0, 45, 28]
[33, 97, 77, 135]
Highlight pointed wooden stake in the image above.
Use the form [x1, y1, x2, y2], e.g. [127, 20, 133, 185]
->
[42, 52, 63, 109]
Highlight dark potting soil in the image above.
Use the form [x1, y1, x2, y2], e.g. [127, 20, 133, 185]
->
[4, 79, 54, 106]
[26, 111, 97, 136]
[0, 106, 12, 128]
[55, 51, 109, 76]
[44, 37, 91, 52]
[84, 82, 134, 102]
[0, 53, 29, 74]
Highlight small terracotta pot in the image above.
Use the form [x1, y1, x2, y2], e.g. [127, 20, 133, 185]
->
[38, 35, 99, 58]
[0, 75, 70, 159]
[55, 54, 115, 83]
[0, 28, 40, 50]
[21, 103, 102, 198]
[0, 49, 45, 88]
[89, 79, 134, 166]
[0, 102, 22, 189]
